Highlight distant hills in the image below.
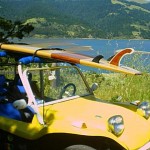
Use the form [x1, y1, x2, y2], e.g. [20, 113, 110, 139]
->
[127, 0, 150, 4]
[0, 0, 150, 39]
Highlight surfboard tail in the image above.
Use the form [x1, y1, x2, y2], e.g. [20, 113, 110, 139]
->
[80, 59, 141, 75]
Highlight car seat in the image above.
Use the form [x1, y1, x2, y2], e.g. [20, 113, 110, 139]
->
[0, 75, 22, 120]
[0, 75, 7, 101]
[14, 74, 26, 95]
[0, 74, 35, 122]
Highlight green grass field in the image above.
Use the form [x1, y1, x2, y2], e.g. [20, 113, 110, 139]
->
[84, 72, 150, 102]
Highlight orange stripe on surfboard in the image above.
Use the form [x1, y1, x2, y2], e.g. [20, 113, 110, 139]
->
[51, 52, 90, 64]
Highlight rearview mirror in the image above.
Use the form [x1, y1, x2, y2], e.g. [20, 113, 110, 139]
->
[91, 83, 98, 91]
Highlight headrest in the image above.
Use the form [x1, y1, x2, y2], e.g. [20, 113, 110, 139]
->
[0, 75, 6, 86]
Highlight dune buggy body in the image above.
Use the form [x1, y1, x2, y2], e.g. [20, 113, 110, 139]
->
[0, 44, 150, 150]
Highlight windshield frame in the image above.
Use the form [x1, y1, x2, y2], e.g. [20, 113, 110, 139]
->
[22, 64, 93, 106]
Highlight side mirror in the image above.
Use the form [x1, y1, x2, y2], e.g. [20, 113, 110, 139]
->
[91, 83, 98, 92]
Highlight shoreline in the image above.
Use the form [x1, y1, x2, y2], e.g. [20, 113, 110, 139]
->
[21, 37, 150, 41]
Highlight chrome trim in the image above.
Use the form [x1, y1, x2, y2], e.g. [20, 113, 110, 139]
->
[37, 94, 91, 106]
[38, 95, 80, 107]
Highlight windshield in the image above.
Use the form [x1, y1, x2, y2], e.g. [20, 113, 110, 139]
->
[26, 65, 91, 104]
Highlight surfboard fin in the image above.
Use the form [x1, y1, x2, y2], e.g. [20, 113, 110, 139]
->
[108, 48, 134, 66]
[92, 55, 104, 63]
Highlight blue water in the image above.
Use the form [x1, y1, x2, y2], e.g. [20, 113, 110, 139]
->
[46, 38, 149, 56]
[21, 38, 150, 73]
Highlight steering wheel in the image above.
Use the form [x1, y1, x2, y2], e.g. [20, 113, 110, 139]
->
[59, 83, 76, 99]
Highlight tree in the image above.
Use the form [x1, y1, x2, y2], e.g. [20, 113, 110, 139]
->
[0, 17, 34, 43]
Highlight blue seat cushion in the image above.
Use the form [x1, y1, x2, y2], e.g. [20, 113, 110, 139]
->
[17, 85, 26, 94]
[0, 103, 22, 120]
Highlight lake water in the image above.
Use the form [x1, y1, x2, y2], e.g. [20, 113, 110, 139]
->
[19, 38, 150, 73]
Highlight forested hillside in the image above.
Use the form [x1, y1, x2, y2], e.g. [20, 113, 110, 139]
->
[0, 0, 150, 39]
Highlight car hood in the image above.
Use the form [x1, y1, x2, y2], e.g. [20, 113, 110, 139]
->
[42, 95, 150, 149]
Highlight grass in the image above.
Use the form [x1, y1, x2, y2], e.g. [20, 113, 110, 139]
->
[85, 72, 150, 102]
